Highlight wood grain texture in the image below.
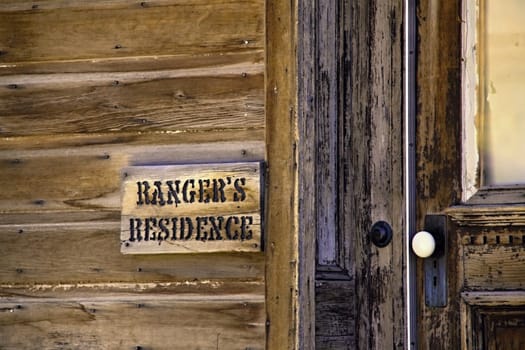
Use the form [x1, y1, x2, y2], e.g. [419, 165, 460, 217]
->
[0, 294, 265, 350]
[0, 221, 264, 284]
[296, 0, 317, 348]
[0, 66, 263, 136]
[0, 0, 269, 347]
[0, 141, 264, 213]
[315, 280, 355, 345]
[0, 0, 264, 63]
[265, 0, 299, 348]
[416, 0, 463, 348]
[463, 244, 525, 289]
[0, 280, 265, 299]
[315, 1, 339, 268]
[0, 47, 263, 76]
[347, 0, 405, 348]
[0, 129, 265, 152]
[461, 293, 525, 350]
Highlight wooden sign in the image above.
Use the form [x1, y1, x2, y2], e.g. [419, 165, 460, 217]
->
[121, 162, 263, 254]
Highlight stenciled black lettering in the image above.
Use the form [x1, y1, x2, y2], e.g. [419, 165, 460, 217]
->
[136, 181, 152, 205]
[129, 218, 143, 241]
[208, 216, 224, 240]
[198, 179, 211, 203]
[233, 178, 246, 202]
[170, 217, 179, 240]
[182, 179, 196, 203]
[166, 180, 181, 207]
[144, 217, 158, 241]
[196, 217, 208, 241]
[158, 218, 170, 241]
[180, 217, 193, 240]
[225, 216, 240, 240]
[241, 216, 253, 240]
[212, 178, 227, 203]
[150, 181, 166, 206]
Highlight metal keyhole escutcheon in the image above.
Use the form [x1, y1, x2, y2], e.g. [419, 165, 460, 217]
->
[369, 221, 393, 248]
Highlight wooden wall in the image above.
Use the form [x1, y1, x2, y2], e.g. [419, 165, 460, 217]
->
[0, 1, 266, 348]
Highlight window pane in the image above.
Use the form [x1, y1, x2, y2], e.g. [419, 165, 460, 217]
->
[482, 0, 525, 186]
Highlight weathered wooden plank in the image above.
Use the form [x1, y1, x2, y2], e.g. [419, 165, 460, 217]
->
[448, 204, 525, 226]
[315, 280, 355, 339]
[0, 221, 264, 284]
[121, 162, 263, 254]
[464, 245, 525, 290]
[464, 188, 525, 206]
[349, 0, 405, 349]
[0, 281, 265, 299]
[316, 336, 355, 349]
[0, 141, 264, 213]
[416, 0, 463, 348]
[296, 0, 317, 348]
[0, 0, 264, 63]
[0, 295, 265, 350]
[265, 0, 299, 349]
[0, 129, 265, 151]
[315, 1, 339, 268]
[0, 50, 264, 75]
[462, 291, 525, 307]
[0, 67, 263, 136]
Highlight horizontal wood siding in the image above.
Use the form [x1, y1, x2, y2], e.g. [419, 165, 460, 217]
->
[0, 222, 264, 284]
[0, 141, 264, 212]
[0, 71, 263, 136]
[0, 294, 265, 349]
[0, 0, 266, 347]
[0, 1, 263, 63]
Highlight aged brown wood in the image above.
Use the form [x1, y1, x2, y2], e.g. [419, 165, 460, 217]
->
[0, 69, 264, 136]
[0, 0, 270, 348]
[0, 141, 264, 213]
[0, 129, 264, 151]
[463, 243, 525, 290]
[0, 280, 265, 299]
[266, 0, 300, 348]
[348, 0, 405, 348]
[315, 280, 355, 348]
[296, 0, 405, 348]
[416, 0, 525, 348]
[0, 0, 264, 63]
[0, 50, 263, 75]
[0, 294, 265, 350]
[120, 162, 263, 254]
[461, 292, 525, 349]
[296, 0, 317, 347]
[416, 0, 463, 348]
[0, 221, 264, 284]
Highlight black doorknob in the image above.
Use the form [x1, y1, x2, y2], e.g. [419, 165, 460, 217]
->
[369, 221, 393, 248]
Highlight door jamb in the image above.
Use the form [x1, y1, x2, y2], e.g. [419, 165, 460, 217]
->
[405, 0, 417, 348]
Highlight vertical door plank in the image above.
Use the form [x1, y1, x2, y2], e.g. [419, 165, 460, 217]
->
[416, 0, 462, 348]
[266, 0, 300, 349]
[349, 0, 405, 348]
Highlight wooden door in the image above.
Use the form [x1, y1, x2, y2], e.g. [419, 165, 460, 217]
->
[416, 0, 525, 348]
[296, 0, 406, 349]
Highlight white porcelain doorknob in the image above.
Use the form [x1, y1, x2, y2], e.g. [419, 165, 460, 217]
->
[411, 231, 436, 258]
